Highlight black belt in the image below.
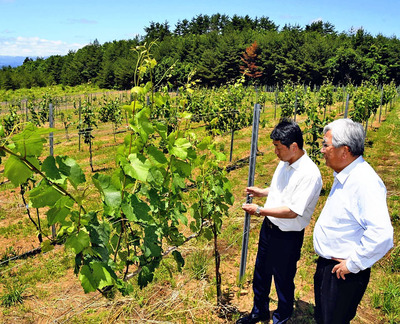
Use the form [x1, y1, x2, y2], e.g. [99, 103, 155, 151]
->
[265, 217, 279, 230]
[317, 257, 340, 266]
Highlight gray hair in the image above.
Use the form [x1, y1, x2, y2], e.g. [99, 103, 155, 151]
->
[323, 119, 365, 156]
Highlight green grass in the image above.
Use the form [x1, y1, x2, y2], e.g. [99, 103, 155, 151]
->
[186, 249, 211, 280]
[372, 278, 400, 323]
[0, 219, 37, 238]
[0, 283, 26, 307]
[362, 103, 400, 322]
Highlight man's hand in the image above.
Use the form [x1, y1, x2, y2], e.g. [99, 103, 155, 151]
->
[242, 203, 259, 215]
[331, 258, 351, 280]
[246, 186, 269, 197]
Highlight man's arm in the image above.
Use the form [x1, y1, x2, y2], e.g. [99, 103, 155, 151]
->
[246, 186, 270, 197]
[242, 203, 297, 219]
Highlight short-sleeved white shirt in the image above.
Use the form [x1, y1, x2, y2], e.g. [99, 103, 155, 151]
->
[265, 152, 322, 231]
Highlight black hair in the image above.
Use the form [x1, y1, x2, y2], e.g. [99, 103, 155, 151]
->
[270, 118, 304, 149]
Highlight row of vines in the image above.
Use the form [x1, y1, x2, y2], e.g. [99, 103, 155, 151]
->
[2, 79, 397, 142]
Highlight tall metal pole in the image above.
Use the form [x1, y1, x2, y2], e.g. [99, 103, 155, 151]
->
[344, 93, 350, 118]
[78, 98, 82, 151]
[379, 88, 384, 123]
[49, 103, 56, 238]
[49, 103, 54, 156]
[239, 103, 261, 281]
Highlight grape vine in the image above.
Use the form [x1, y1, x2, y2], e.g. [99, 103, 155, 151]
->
[0, 44, 234, 300]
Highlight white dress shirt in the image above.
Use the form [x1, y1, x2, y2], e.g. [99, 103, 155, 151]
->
[265, 152, 323, 231]
[313, 156, 394, 273]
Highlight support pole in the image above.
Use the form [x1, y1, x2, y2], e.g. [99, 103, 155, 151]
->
[229, 127, 235, 162]
[239, 103, 261, 281]
[344, 93, 350, 118]
[379, 88, 384, 123]
[49, 103, 56, 238]
[78, 99, 82, 151]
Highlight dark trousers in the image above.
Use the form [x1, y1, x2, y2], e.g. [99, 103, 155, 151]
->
[251, 218, 304, 323]
[314, 257, 371, 324]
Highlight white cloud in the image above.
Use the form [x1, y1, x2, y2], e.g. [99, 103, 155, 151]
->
[0, 36, 87, 57]
[311, 17, 323, 24]
[66, 18, 98, 25]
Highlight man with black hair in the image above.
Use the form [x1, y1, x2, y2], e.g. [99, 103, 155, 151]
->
[238, 119, 322, 324]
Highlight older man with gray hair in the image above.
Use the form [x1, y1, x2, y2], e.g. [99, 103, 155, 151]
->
[313, 118, 393, 324]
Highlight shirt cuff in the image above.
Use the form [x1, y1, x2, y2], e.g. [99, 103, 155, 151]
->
[346, 259, 361, 274]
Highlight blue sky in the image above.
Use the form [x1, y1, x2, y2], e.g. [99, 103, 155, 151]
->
[0, 0, 399, 57]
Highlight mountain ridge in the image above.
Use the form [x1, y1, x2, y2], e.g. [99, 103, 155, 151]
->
[0, 56, 27, 68]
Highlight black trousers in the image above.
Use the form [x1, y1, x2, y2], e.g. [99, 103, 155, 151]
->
[314, 257, 371, 324]
[251, 217, 304, 323]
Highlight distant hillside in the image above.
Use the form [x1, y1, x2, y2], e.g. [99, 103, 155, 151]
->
[0, 56, 26, 68]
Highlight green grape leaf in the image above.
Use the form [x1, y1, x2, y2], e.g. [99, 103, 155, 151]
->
[116, 279, 134, 296]
[147, 167, 165, 187]
[143, 226, 162, 258]
[92, 173, 121, 209]
[170, 137, 191, 159]
[172, 250, 185, 271]
[11, 123, 50, 157]
[91, 262, 117, 290]
[121, 194, 151, 223]
[4, 155, 33, 186]
[131, 86, 146, 96]
[203, 227, 213, 241]
[196, 136, 211, 150]
[173, 206, 188, 226]
[138, 265, 153, 288]
[41, 240, 55, 253]
[135, 107, 153, 139]
[127, 153, 151, 182]
[87, 219, 111, 248]
[172, 174, 186, 192]
[79, 265, 97, 293]
[46, 196, 74, 225]
[146, 145, 168, 166]
[57, 156, 86, 188]
[29, 180, 64, 208]
[65, 230, 90, 254]
[171, 158, 191, 177]
[154, 92, 167, 107]
[42, 156, 67, 184]
[154, 122, 167, 140]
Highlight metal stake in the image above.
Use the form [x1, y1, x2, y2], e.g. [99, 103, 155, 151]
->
[239, 103, 261, 281]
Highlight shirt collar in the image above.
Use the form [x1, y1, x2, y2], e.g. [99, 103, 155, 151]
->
[334, 155, 364, 184]
[285, 150, 307, 171]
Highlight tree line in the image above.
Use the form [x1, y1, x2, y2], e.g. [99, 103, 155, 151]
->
[1, 14, 400, 91]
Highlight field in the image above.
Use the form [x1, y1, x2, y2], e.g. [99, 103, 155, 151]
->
[0, 83, 399, 324]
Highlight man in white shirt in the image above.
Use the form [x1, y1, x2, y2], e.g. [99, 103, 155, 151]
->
[313, 118, 394, 324]
[238, 119, 322, 324]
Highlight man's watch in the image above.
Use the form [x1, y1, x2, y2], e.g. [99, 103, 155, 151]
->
[255, 205, 262, 216]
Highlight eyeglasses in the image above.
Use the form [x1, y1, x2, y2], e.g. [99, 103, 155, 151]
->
[321, 141, 334, 148]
